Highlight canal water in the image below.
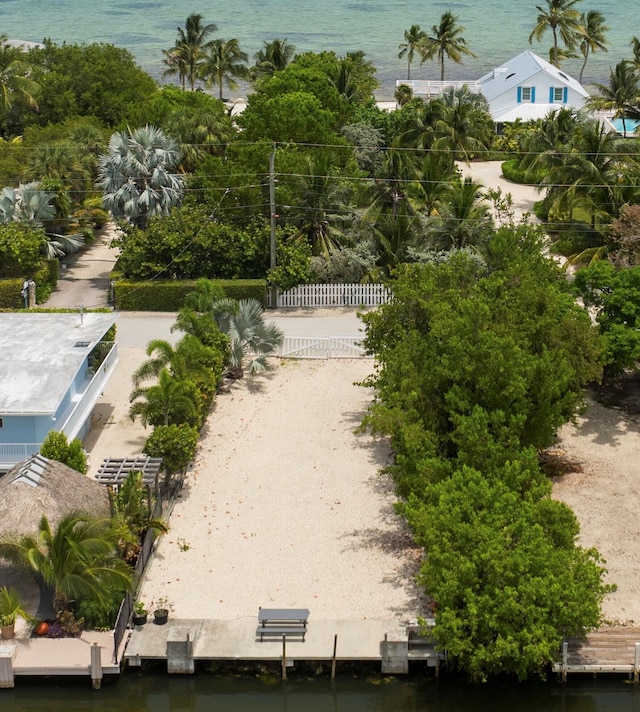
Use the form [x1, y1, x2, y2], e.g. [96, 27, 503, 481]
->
[2, 670, 640, 712]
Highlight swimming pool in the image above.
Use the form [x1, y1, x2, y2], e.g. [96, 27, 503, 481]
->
[610, 117, 640, 135]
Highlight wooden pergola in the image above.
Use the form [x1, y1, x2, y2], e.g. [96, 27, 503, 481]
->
[95, 456, 163, 489]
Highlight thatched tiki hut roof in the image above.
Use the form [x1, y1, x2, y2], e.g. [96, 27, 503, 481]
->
[0, 454, 110, 540]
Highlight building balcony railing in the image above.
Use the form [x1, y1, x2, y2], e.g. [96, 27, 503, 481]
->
[0, 443, 40, 473]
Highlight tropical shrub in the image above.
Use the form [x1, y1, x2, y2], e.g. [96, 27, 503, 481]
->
[143, 424, 200, 477]
[40, 431, 88, 474]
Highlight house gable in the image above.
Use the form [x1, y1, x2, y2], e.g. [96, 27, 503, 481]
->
[477, 50, 589, 123]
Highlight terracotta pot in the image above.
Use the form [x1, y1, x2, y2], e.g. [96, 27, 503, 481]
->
[1, 623, 15, 640]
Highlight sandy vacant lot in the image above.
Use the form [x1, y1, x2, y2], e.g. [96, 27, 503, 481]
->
[554, 399, 640, 626]
[139, 359, 427, 621]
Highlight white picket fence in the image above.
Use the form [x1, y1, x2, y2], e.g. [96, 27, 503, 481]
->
[276, 336, 370, 359]
[270, 283, 391, 308]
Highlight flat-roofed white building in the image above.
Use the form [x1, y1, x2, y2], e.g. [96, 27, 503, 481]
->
[0, 312, 118, 472]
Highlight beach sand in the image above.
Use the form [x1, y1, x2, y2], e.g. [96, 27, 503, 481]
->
[553, 399, 640, 626]
[138, 359, 428, 621]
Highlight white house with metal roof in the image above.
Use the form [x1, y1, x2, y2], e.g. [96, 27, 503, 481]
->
[476, 51, 589, 124]
[0, 312, 118, 472]
[396, 51, 589, 125]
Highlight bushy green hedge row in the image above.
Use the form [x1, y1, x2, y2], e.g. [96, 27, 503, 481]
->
[114, 279, 267, 311]
[501, 158, 544, 185]
[0, 260, 57, 308]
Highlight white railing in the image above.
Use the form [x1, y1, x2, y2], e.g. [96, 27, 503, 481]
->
[396, 79, 482, 97]
[59, 342, 118, 440]
[271, 283, 391, 308]
[276, 336, 370, 359]
[0, 443, 40, 471]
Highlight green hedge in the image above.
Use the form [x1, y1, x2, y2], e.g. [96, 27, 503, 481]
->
[114, 279, 267, 311]
[501, 158, 544, 185]
[0, 260, 58, 308]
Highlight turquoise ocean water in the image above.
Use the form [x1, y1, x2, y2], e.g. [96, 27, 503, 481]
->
[0, 0, 633, 97]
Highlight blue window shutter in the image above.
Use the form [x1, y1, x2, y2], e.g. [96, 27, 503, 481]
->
[531, 87, 536, 103]
[549, 87, 555, 103]
[517, 86, 522, 103]
[563, 87, 568, 103]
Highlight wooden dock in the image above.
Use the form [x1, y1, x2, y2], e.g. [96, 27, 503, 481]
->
[552, 628, 640, 681]
[0, 630, 128, 689]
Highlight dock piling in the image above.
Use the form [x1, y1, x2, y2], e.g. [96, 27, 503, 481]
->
[634, 643, 639, 683]
[331, 635, 337, 679]
[90, 642, 102, 690]
[281, 635, 287, 680]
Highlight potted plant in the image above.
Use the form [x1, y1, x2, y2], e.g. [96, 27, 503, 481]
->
[152, 597, 171, 625]
[132, 601, 148, 626]
[0, 586, 30, 640]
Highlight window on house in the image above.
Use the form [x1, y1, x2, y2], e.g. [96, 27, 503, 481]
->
[553, 87, 564, 102]
[521, 86, 532, 102]
[0, 417, 3, 428]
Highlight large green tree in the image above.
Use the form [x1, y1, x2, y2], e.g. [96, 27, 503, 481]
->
[406, 455, 610, 681]
[252, 38, 296, 80]
[362, 231, 604, 471]
[24, 42, 157, 128]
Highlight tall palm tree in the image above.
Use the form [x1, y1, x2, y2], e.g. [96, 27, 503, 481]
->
[199, 38, 249, 100]
[0, 36, 39, 113]
[211, 298, 284, 378]
[96, 125, 185, 228]
[173, 13, 218, 91]
[162, 43, 190, 91]
[587, 61, 640, 138]
[421, 11, 476, 81]
[578, 11, 609, 84]
[631, 36, 640, 69]
[398, 25, 426, 81]
[529, 0, 582, 69]
[0, 512, 132, 615]
[252, 38, 296, 80]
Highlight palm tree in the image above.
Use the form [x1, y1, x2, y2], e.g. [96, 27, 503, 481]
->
[129, 367, 200, 427]
[421, 11, 476, 82]
[0, 182, 84, 258]
[587, 61, 640, 138]
[529, 0, 582, 69]
[631, 36, 640, 69]
[199, 38, 249, 101]
[0, 512, 132, 615]
[0, 36, 39, 113]
[252, 38, 296, 80]
[211, 298, 284, 378]
[162, 43, 191, 91]
[173, 13, 218, 91]
[96, 125, 185, 228]
[578, 11, 609, 84]
[545, 118, 634, 228]
[398, 25, 426, 81]
[431, 86, 494, 162]
[287, 151, 355, 257]
[162, 106, 236, 172]
[131, 335, 215, 386]
[430, 177, 492, 250]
